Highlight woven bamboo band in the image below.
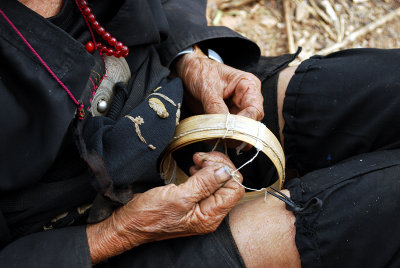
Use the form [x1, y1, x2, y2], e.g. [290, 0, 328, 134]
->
[159, 114, 285, 202]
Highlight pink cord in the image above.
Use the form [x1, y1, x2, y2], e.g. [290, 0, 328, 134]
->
[0, 8, 85, 119]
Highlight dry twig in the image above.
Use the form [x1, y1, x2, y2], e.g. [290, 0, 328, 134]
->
[317, 7, 400, 55]
[218, 0, 257, 10]
[309, 0, 332, 24]
[283, 0, 296, 53]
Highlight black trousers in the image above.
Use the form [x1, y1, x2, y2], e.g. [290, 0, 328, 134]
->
[100, 48, 400, 268]
[284, 48, 400, 268]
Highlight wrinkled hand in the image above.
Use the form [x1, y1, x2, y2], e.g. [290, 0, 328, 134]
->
[175, 45, 264, 121]
[87, 152, 244, 264]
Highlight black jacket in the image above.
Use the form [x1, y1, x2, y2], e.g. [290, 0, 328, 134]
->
[0, 0, 260, 265]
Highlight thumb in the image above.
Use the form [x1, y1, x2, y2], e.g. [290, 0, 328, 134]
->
[180, 164, 232, 202]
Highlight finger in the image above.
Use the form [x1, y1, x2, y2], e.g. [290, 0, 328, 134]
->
[232, 76, 264, 121]
[189, 165, 200, 176]
[193, 151, 234, 169]
[237, 105, 264, 121]
[202, 93, 230, 115]
[180, 164, 232, 203]
[197, 167, 244, 217]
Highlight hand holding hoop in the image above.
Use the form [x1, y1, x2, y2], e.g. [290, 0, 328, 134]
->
[159, 114, 285, 203]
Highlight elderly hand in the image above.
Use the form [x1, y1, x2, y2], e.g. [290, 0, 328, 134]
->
[175, 45, 264, 121]
[86, 151, 244, 264]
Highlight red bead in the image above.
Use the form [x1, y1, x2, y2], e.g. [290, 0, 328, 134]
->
[83, 7, 91, 15]
[88, 14, 96, 23]
[121, 45, 129, 54]
[85, 41, 95, 53]
[121, 49, 129, 57]
[100, 47, 107, 55]
[92, 20, 100, 29]
[106, 48, 115, 56]
[96, 26, 105, 35]
[115, 41, 123, 51]
[114, 50, 122, 58]
[102, 32, 111, 41]
[96, 43, 104, 50]
[76, 0, 130, 58]
[108, 37, 117, 46]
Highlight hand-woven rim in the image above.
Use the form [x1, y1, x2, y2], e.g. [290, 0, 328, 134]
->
[159, 114, 285, 201]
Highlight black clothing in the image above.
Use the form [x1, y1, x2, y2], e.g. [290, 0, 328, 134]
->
[97, 217, 246, 268]
[1, 0, 399, 266]
[283, 49, 400, 268]
[0, 0, 261, 265]
[283, 48, 400, 175]
[287, 149, 400, 268]
[88, 149, 400, 268]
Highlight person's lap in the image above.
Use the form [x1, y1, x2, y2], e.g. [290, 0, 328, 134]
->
[98, 48, 400, 267]
[282, 48, 400, 175]
[286, 148, 400, 268]
[97, 216, 245, 268]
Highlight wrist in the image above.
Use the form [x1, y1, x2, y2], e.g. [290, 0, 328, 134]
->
[86, 207, 141, 264]
[174, 45, 224, 77]
[174, 45, 208, 78]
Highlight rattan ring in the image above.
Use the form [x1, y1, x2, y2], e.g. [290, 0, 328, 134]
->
[159, 114, 285, 203]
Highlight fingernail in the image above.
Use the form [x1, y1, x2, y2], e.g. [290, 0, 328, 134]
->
[215, 166, 232, 181]
[196, 152, 207, 160]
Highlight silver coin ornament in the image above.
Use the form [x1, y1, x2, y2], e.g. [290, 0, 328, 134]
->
[91, 55, 131, 116]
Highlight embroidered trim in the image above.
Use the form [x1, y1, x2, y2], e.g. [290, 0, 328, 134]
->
[153, 86, 162, 92]
[176, 103, 181, 126]
[148, 92, 177, 107]
[125, 115, 146, 144]
[148, 144, 157, 150]
[148, 97, 169, 118]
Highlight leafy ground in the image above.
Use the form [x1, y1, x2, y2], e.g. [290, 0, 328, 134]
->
[207, 0, 400, 63]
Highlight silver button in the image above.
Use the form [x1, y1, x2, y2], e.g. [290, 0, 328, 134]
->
[97, 100, 108, 113]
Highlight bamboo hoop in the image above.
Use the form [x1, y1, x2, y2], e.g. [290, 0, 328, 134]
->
[159, 114, 285, 203]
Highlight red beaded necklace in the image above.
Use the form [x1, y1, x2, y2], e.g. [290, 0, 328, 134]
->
[75, 0, 129, 58]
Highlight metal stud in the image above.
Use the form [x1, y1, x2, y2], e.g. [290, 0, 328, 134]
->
[97, 100, 108, 113]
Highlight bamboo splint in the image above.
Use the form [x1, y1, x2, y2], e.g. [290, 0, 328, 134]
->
[159, 114, 285, 203]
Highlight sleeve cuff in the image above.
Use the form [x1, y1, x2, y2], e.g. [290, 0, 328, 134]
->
[174, 46, 224, 64]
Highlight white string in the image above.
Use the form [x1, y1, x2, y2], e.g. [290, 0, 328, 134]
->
[222, 113, 234, 139]
[212, 113, 234, 153]
[211, 138, 221, 152]
[227, 120, 268, 192]
[229, 149, 267, 192]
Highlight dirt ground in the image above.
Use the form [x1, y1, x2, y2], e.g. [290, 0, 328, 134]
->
[207, 0, 400, 62]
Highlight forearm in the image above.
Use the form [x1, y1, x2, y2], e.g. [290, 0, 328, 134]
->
[86, 152, 244, 264]
[86, 207, 142, 264]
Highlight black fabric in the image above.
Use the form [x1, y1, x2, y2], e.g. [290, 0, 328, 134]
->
[1, 170, 96, 239]
[97, 216, 245, 268]
[48, 0, 90, 43]
[156, 0, 260, 68]
[0, 0, 266, 265]
[283, 48, 400, 175]
[82, 78, 183, 191]
[286, 149, 400, 268]
[0, 226, 92, 267]
[0, 0, 95, 190]
[281, 48, 400, 267]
